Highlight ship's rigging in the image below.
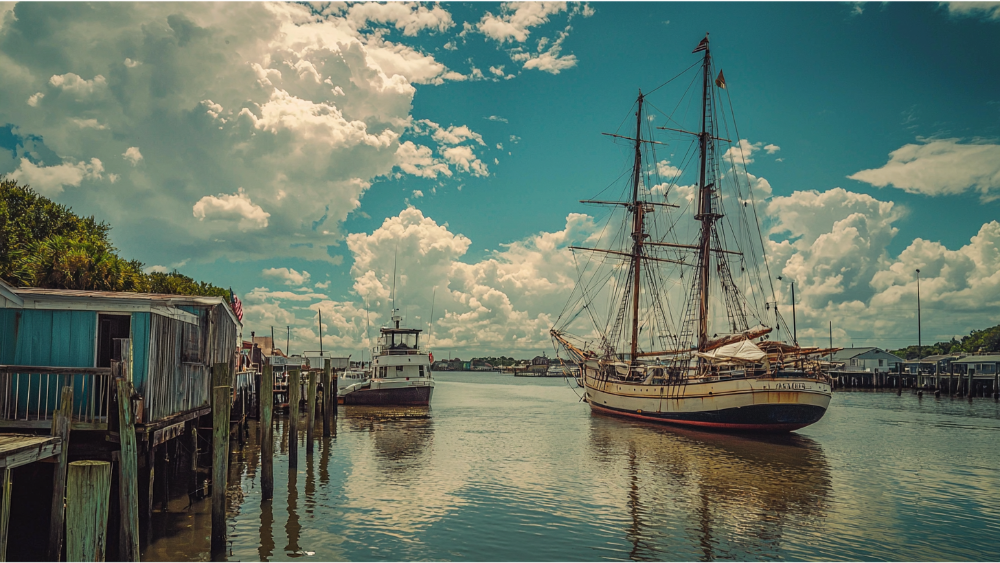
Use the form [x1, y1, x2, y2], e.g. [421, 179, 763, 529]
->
[552, 34, 797, 371]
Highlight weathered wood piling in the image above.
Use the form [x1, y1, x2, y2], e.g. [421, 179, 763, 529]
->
[261, 364, 274, 501]
[307, 372, 317, 455]
[323, 359, 334, 437]
[66, 460, 112, 562]
[47, 386, 73, 562]
[211, 363, 231, 556]
[288, 369, 300, 470]
[115, 380, 140, 562]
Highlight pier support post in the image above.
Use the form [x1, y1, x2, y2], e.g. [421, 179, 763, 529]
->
[66, 461, 112, 562]
[261, 364, 274, 501]
[322, 359, 332, 437]
[288, 369, 300, 470]
[47, 386, 73, 562]
[1, 468, 11, 562]
[211, 363, 232, 556]
[307, 371, 317, 455]
[115, 380, 140, 562]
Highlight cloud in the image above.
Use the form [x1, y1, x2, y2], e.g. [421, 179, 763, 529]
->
[946, 2, 1000, 20]
[48, 73, 106, 97]
[0, 2, 489, 266]
[192, 188, 270, 230]
[344, 2, 455, 36]
[512, 28, 577, 74]
[415, 119, 486, 146]
[764, 144, 780, 155]
[441, 145, 489, 176]
[395, 141, 453, 179]
[262, 267, 311, 286]
[412, 189, 424, 198]
[722, 139, 764, 165]
[848, 139, 1000, 200]
[486, 115, 508, 123]
[477, 2, 568, 43]
[9, 157, 104, 196]
[122, 147, 143, 165]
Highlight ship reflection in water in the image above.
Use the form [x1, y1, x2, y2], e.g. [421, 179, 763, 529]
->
[588, 416, 831, 561]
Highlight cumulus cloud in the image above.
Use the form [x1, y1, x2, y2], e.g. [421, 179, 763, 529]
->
[48, 73, 106, 97]
[9, 157, 104, 196]
[848, 139, 1000, 200]
[512, 28, 577, 74]
[192, 188, 270, 230]
[122, 147, 143, 165]
[946, 2, 1000, 20]
[262, 267, 311, 286]
[441, 145, 489, 176]
[477, 2, 568, 43]
[395, 141, 453, 179]
[344, 2, 455, 36]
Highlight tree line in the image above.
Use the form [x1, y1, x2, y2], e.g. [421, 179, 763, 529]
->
[890, 324, 1000, 359]
[0, 176, 228, 298]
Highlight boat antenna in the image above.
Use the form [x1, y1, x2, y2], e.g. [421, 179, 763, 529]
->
[429, 288, 436, 347]
[391, 243, 398, 317]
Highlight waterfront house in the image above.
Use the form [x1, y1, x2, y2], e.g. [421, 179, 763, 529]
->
[0, 279, 241, 429]
[828, 347, 903, 387]
[952, 354, 1000, 393]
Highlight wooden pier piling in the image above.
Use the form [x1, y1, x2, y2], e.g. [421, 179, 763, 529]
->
[211, 363, 231, 556]
[66, 461, 111, 562]
[323, 359, 334, 437]
[261, 364, 274, 501]
[307, 371, 317, 455]
[288, 369, 300, 470]
[1, 467, 11, 562]
[47, 386, 73, 562]
[115, 380, 140, 562]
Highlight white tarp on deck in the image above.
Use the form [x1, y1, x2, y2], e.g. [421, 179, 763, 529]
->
[695, 339, 766, 363]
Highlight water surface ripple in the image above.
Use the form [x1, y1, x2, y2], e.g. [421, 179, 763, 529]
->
[143, 372, 1000, 561]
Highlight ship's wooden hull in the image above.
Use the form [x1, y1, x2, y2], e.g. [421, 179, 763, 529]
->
[583, 369, 831, 432]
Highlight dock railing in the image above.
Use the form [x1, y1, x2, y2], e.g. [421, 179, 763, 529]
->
[0, 365, 113, 430]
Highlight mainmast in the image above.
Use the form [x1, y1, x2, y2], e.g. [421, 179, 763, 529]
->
[695, 34, 716, 352]
[629, 92, 646, 362]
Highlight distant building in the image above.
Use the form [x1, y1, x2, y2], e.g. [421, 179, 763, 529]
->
[829, 347, 902, 374]
[952, 355, 1000, 377]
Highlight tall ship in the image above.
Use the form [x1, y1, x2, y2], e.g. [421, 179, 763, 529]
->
[339, 310, 434, 405]
[551, 34, 835, 432]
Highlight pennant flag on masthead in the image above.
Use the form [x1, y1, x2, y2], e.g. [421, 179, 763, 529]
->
[715, 70, 726, 89]
[692, 36, 709, 53]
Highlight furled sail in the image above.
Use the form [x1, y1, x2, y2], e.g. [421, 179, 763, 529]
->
[695, 339, 766, 364]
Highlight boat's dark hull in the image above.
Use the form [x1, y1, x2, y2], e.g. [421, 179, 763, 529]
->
[589, 401, 826, 432]
[341, 385, 432, 406]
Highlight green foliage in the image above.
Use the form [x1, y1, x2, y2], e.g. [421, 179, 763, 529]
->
[472, 356, 517, 366]
[890, 326, 1000, 359]
[0, 176, 227, 297]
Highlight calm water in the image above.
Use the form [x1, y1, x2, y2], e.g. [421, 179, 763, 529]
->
[143, 372, 1000, 561]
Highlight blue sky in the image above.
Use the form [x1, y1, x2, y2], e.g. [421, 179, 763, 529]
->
[1, 2, 999, 357]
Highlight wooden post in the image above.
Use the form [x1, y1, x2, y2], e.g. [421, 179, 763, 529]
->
[261, 364, 274, 501]
[47, 386, 73, 562]
[0, 468, 11, 563]
[288, 369, 299, 469]
[66, 461, 112, 562]
[306, 371, 316, 455]
[211, 363, 231, 556]
[323, 359, 333, 437]
[114, 380, 140, 562]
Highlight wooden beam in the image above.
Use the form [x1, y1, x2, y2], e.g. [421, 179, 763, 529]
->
[0, 365, 111, 375]
[115, 380, 140, 562]
[211, 363, 231, 556]
[260, 364, 273, 501]
[48, 386, 73, 562]
[66, 461, 111, 562]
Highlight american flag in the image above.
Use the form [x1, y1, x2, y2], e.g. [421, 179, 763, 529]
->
[692, 37, 709, 53]
[230, 288, 243, 322]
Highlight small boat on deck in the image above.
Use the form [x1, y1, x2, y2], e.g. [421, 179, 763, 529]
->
[339, 311, 434, 406]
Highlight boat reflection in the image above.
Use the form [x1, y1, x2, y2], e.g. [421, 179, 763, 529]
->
[589, 416, 831, 561]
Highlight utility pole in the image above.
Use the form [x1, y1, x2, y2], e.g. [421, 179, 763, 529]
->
[916, 269, 922, 361]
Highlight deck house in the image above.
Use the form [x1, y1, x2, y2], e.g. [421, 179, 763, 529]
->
[952, 354, 1000, 395]
[0, 280, 241, 430]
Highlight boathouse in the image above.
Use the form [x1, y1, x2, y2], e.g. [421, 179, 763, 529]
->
[952, 355, 1000, 394]
[0, 280, 241, 428]
[829, 347, 902, 373]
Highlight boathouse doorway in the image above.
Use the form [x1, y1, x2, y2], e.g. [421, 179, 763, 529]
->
[97, 313, 131, 367]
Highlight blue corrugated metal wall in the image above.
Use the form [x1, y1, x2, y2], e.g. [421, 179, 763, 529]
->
[131, 312, 151, 392]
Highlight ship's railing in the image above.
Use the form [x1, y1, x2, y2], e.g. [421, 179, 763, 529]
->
[0, 365, 113, 430]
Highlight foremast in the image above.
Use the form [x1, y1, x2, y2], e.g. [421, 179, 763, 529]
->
[628, 94, 646, 362]
[694, 34, 719, 353]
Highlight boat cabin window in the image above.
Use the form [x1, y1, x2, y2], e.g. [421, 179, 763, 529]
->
[419, 365, 425, 378]
[385, 332, 419, 349]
